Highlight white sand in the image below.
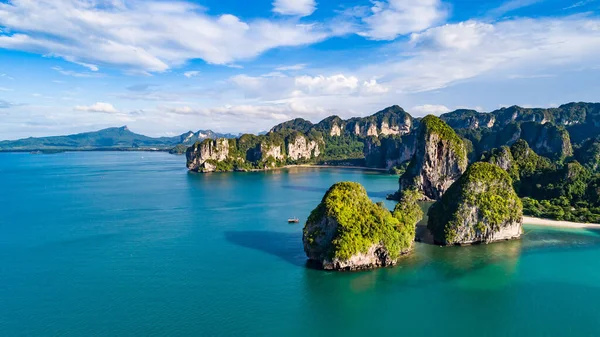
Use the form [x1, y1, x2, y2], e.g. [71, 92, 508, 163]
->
[523, 216, 600, 229]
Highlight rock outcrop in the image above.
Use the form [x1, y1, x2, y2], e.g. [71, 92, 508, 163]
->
[186, 138, 230, 172]
[441, 109, 496, 130]
[287, 134, 320, 160]
[399, 115, 468, 200]
[345, 105, 414, 138]
[303, 182, 422, 271]
[364, 134, 417, 170]
[427, 162, 523, 245]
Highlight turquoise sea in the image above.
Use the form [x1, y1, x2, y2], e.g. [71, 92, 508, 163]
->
[1, 152, 600, 336]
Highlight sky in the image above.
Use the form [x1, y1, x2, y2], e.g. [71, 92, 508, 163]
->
[0, 0, 599, 139]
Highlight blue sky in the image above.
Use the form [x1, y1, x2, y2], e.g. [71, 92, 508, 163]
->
[0, 0, 599, 139]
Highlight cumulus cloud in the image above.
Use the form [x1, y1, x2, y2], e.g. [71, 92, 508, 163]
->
[0, 0, 333, 72]
[358, 0, 447, 40]
[75, 102, 119, 113]
[365, 16, 600, 93]
[231, 73, 389, 99]
[295, 74, 359, 95]
[273, 0, 317, 16]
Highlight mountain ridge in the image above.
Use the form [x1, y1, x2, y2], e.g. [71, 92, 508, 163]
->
[0, 126, 239, 151]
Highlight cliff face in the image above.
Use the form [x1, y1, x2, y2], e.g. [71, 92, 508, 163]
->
[399, 116, 467, 200]
[520, 122, 572, 159]
[186, 132, 322, 172]
[441, 110, 496, 130]
[345, 105, 414, 138]
[427, 162, 523, 245]
[303, 182, 421, 271]
[287, 135, 320, 160]
[186, 139, 230, 172]
[364, 134, 417, 169]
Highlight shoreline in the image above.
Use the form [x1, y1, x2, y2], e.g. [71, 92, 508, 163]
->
[240, 164, 391, 173]
[289, 164, 389, 172]
[523, 216, 600, 229]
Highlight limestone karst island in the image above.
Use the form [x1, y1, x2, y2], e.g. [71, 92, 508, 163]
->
[3, 0, 600, 334]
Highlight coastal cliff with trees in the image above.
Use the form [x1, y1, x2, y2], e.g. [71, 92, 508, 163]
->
[302, 182, 422, 270]
[186, 101, 600, 223]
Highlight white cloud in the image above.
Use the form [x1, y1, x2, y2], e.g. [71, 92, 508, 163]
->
[0, 0, 333, 73]
[364, 16, 600, 93]
[273, 0, 317, 16]
[276, 64, 307, 71]
[486, 0, 542, 18]
[184, 71, 200, 78]
[361, 79, 389, 94]
[52, 66, 102, 78]
[411, 104, 450, 115]
[563, 0, 595, 9]
[231, 73, 389, 99]
[295, 74, 359, 95]
[358, 0, 447, 40]
[161, 103, 315, 122]
[0, 73, 14, 80]
[75, 102, 119, 113]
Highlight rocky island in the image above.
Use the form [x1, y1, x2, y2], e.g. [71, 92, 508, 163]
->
[427, 162, 523, 245]
[302, 182, 422, 270]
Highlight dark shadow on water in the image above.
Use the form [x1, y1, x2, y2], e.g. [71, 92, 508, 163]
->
[281, 184, 395, 199]
[224, 230, 317, 269]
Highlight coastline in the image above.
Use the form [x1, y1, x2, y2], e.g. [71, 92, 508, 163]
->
[289, 164, 389, 172]
[238, 164, 391, 173]
[523, 216, 600, 229]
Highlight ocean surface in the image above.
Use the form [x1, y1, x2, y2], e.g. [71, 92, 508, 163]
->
[1, 152, 600, 336]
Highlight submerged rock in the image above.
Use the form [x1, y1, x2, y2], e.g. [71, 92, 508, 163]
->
[399, 115, 468, 200]
[427, 162, 523, 245]
[303, 182, 422, 271]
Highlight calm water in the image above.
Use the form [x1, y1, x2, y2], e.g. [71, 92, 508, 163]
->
[1, 152, 600, 336]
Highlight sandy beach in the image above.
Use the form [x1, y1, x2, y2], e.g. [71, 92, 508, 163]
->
[523, 216, 600, 229]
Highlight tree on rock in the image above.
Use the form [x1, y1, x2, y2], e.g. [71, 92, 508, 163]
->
[427, 162, 523, 245]
[399, 115, 468, 200]
[302, 182, 422, 271]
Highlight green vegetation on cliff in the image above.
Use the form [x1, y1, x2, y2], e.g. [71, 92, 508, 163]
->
[420, 115, 468, 166]
[428, 162, 522, 245]
[481, 139, 600, 223]
[304, 182, 419, 262]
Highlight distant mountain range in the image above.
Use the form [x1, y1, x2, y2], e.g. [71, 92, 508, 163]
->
[0, 126, 239, 152]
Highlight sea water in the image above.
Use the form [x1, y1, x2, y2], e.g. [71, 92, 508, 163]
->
[1, 152, 599, 336]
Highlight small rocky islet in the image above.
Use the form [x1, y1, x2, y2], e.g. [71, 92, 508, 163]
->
[302, 182, 422, 271]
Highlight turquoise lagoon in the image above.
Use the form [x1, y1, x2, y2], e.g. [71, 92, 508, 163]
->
[1, 152, 600, 336]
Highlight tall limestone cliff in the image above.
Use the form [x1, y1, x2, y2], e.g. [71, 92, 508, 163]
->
[186, 132, 322, 172]
[186, 138, 231, 172]
[303, 182, 422, 271]
[346, 105, 414, 138]
[399, 115, 468, 200]
[364, 134, 417, 170]
[287, 133, 321, 160]
[427, 162, 523, 245]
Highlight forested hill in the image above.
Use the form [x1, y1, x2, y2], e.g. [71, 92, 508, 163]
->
[0, 126, 238, 151]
